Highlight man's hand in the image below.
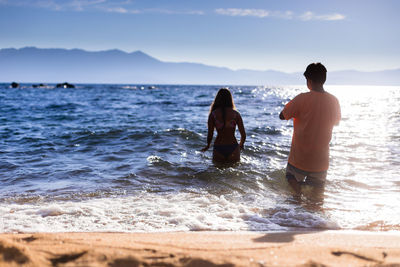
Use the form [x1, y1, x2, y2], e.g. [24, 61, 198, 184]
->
[279, 111, 285, 120]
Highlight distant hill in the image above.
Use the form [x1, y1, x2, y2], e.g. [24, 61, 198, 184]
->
[0, 47, 399, 85]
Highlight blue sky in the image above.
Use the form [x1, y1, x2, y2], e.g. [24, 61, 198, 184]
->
[0, 0, 399, 72]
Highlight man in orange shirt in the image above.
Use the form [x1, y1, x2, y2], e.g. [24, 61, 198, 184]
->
[280, 63, 341, 195]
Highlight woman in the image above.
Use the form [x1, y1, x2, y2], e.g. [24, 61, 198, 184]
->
[201, 88, 246, 162]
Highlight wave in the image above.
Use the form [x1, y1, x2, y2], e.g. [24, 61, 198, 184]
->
[69, 129, 127, 144]
[0, 160, 18, 171]
[0, 190, 342, 233]
[163, 128, 202, 141]
[251, 126, 283, 136]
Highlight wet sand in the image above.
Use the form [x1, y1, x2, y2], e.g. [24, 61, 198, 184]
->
[1, 231, 399, 266]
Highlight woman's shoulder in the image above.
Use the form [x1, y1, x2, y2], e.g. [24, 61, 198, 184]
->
[212, 107, 239, 116]
[232, 109, 241, 116]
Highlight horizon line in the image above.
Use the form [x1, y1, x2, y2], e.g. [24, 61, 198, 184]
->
[2, 82, 399, 87]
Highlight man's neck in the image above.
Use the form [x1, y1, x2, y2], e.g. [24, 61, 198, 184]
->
[311, 85, 325, 92]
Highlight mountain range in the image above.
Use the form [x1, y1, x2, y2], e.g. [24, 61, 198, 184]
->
[1, 47, 399, 85]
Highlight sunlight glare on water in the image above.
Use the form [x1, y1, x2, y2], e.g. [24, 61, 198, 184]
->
[326, 85, 400, 230]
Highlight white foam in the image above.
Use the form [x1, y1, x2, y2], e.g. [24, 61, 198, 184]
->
[146, 155, 162, 163]
[0, 191, 335, 233]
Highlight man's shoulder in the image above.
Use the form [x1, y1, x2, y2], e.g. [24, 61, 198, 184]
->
[324, 92, 340, 104]
[292, 92, 308, 101]
[308, 90, 340, 102]
[324, 91, 337, 97]
[298, 91, 340, 108]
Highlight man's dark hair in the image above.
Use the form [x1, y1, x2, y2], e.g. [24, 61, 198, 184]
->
[304, 63, 327, 84]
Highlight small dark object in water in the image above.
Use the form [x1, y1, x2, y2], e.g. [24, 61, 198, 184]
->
[32, 83, 46, 88]
[56, 82, 75, 88]
[11, 82, 19, 88]
[148, 86, 156, 89]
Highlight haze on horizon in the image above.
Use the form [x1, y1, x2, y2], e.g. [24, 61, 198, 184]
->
[0, 0, 399, 73]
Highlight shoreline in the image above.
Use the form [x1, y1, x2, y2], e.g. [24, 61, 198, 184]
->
[1, 230, 400, 266]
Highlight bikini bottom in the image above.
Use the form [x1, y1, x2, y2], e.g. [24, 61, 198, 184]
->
[213, 144, 239, 159]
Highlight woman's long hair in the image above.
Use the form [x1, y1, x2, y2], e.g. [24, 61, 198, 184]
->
[209, 88, 236, 129]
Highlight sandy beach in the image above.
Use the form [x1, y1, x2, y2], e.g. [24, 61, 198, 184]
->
[0, 231, 399, 266]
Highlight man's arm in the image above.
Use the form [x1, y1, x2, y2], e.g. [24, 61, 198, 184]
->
[334, 99, 341, 125]
[279, 95, 300, 121]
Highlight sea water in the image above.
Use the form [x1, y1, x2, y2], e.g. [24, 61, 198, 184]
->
[0, 84, 399, 232]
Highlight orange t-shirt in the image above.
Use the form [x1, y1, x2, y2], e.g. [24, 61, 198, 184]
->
[282, 90, 341, 172]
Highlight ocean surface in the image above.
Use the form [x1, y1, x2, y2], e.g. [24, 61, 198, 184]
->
[1, 83, 399, 233]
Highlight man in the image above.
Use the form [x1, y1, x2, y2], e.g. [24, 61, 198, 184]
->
[279, 63, 341, 195]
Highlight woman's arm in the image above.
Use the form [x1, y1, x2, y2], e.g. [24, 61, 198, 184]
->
[237, 113, 246, 149]
[201, 114, 214, 152]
